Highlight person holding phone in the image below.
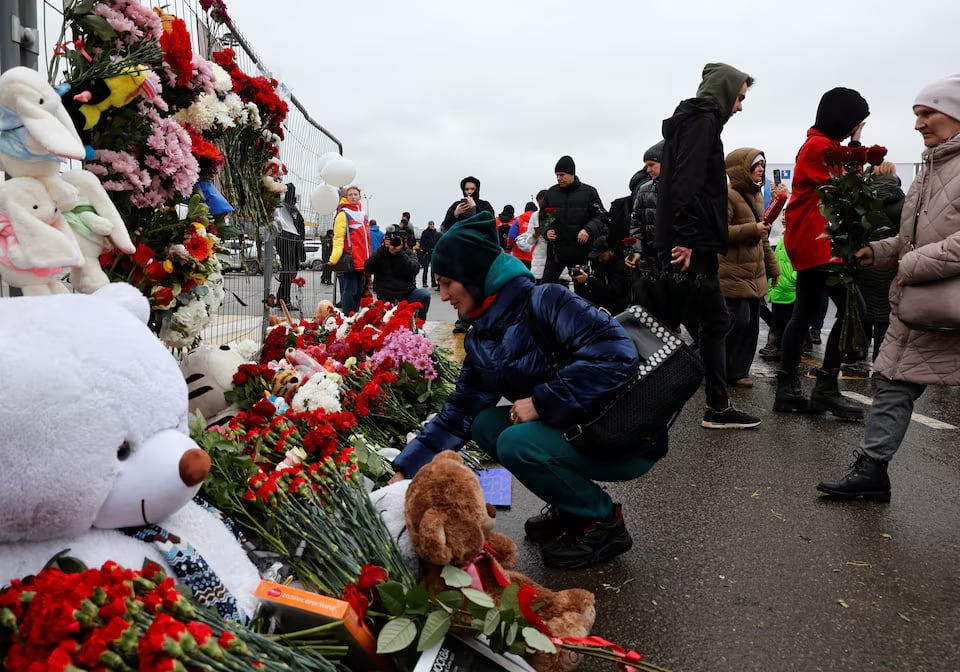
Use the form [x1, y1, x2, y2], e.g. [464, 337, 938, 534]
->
[441, 176, 495, 332]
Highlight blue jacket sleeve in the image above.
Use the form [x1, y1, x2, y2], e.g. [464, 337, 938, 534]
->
[391, 357, 499, 478]
[528, 286, 639, 426]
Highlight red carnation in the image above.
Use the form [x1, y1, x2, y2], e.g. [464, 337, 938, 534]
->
[160, 18, 194, 87]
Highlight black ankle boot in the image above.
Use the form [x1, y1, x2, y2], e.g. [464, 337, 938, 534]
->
[809, 369, 864, 419]
[773, 370, 819, 413]
[817, 452, 890, 502]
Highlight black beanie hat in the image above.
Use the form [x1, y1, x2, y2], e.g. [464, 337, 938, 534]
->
[498, 204, 515, 219]
[431, 211, 502, 303]
[554, 155, 576, 175]
[814, 88, 870, 141]
[643, 140, 665, 162]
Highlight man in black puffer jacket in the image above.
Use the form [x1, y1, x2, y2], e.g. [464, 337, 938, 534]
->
[655, 62, 761, 431]
[630, 140, 663, 257]
[540, 156, 607, 284]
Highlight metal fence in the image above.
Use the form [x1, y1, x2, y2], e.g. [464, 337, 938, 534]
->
[3, 0, 343, 347]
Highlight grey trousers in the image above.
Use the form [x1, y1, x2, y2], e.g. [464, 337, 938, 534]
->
[861, 377, 927, 462]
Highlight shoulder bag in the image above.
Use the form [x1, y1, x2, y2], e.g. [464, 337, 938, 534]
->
[895, 189, 960, 330]
[525, 301, 704, 460]
[330, 216, 355, 273]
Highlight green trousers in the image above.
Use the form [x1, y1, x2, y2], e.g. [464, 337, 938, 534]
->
[471, 406, 657, 522]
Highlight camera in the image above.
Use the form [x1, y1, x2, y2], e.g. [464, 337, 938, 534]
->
[387, 233, 404, 247]
[568, 265, 586, 277]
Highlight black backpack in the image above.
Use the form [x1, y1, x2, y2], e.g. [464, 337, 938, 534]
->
[606, 194, 633, 245]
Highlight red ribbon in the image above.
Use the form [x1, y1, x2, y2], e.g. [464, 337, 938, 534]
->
[53, 39, 92, 62]
[551, 635, 644, 672]
[461, 543, 511, 592]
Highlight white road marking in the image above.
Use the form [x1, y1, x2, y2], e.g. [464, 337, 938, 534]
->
[842, 392, 958, 430]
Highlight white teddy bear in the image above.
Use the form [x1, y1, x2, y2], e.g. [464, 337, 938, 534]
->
[0, 284, 261, 620]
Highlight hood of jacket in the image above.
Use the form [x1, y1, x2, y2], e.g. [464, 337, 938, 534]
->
[694, 62, 750, 125]
[460, 175, 483, 198]
[662, 98, 719, 139]
[725, 147, 764, 194]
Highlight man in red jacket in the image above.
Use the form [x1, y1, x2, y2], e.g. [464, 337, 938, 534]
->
[774, 88, 869, 419]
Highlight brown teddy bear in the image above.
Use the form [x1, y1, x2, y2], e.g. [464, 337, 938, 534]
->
[405, 451, 596, 672]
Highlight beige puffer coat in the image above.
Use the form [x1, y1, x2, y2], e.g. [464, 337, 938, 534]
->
[872, 133, 960, 385]
[719, 148, 780, 299]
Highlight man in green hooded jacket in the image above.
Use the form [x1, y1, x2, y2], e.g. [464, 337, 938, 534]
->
[654, 62, 761, 430]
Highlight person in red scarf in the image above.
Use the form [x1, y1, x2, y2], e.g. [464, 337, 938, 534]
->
[328, 185, 372, 315]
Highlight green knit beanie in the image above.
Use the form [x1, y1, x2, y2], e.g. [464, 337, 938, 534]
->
[432, 211, 503, 302]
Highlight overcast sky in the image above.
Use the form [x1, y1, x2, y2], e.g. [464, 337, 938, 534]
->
[228, 0, 959, 231]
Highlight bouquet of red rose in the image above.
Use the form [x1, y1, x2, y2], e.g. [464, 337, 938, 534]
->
[817, 144, 891, 351]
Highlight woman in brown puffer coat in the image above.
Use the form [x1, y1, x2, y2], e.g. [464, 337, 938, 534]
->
[719, 148, 781, 386]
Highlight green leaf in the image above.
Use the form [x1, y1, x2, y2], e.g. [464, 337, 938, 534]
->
[522, 627, 557, 653]
[433, 590, 464, 613]
[441, 565, 473, 588]
[43, 550, 87, 574]
[377, 581, 408, 617]
[500, 583, 520, 613]
[404, 583, 430, 614]
[377, 618, 418, 654]
[482, 608, 501, 636]
[461, 588, 496, 609]
[68, 0, 98, 17]
[78, 14, 118, 41]
[416, 611, 451, 652]
[506, 621, 518, 645]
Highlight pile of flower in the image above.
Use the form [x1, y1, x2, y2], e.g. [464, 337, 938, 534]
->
[0, 557, 344, 671]
[99, 192, 225, 348]
[192, 298, 459, 595]
[51, 0, 290, 346]
[818, 144, 890, 350]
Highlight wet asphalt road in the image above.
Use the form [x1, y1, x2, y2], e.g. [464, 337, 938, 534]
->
[241, 274, 960, 671]
[425, 291, 960, 672]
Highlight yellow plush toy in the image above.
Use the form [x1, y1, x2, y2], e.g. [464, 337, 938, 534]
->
[72, 66, 151, 130]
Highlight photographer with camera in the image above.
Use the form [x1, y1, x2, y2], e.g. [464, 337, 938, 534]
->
[569, 235, 631, 315]
[364, 230, 431, 320]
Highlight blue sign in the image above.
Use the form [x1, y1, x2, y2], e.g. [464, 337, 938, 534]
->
[781, 169, 792, 180]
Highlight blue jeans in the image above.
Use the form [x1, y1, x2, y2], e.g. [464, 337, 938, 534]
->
[337, 270, 363, 315]
[406, 287, 431, 320]
[471, 406, 657, 521]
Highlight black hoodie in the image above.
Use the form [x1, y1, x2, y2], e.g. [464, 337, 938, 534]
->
[441, 175, 494, 231]
[654, 64, 749, 254]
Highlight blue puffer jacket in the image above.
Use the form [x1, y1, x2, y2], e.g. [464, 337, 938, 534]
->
[392, 276, 639, 478]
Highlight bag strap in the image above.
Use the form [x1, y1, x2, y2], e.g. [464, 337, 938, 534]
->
[736, 190, 762, 223]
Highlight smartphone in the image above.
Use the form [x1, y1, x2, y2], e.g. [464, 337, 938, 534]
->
[773, 169, 782, 186]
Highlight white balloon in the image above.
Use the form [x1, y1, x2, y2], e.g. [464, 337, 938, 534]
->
[316, 151, 340, 175]
[310, 185, 340, 215]
[320, 156, 357, 188]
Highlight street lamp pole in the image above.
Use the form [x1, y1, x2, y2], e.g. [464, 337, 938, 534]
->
[363, 194, 373, 216]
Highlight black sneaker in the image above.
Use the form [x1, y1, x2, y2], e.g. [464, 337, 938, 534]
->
[539, 504, 632, 569]
[702, 404, 761, 429]
[524, 505, 577, 543]
[809, 328, 822, 345]
[758, 345, 781, 361]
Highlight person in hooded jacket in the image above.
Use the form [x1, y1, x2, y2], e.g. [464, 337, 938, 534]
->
[569, 235, 632, 315]
[328, 185, 372, 315]
[388, 212, 665, 569]
[275, 183, 306, 307]
[540, 155, 607, 284]
[368, 219, 385, 251]
[720, 149, 782, 387]
[773, 88, 871, 419]
[441, 175, 495, 332]
[654, 62, 761, 430]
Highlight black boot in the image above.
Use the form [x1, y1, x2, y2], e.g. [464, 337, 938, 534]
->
[817, 452, 890, 502]
[809, 369, 864, 420]
[773, 370, 820, 413]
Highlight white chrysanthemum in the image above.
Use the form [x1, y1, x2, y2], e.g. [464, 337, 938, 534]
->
[223, 93, 244, 121]
[291, 373, 342, 413]
[244, 102, 262, 128]
[200, 272, 225, 316]
[232, 339, 259, 361]
[159, 299, 209, 349]
[210, 62, 232, 92]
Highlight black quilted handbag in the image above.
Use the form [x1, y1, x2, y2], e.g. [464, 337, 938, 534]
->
[526, 303, 704, 459]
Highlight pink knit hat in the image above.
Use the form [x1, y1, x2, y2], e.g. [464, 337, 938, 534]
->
[914, 74, 960, 122]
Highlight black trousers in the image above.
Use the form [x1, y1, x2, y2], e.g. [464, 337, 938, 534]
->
[724, 297, 760, 382]
[679, 252, 729, 409]
[780, 265, 848, 373]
